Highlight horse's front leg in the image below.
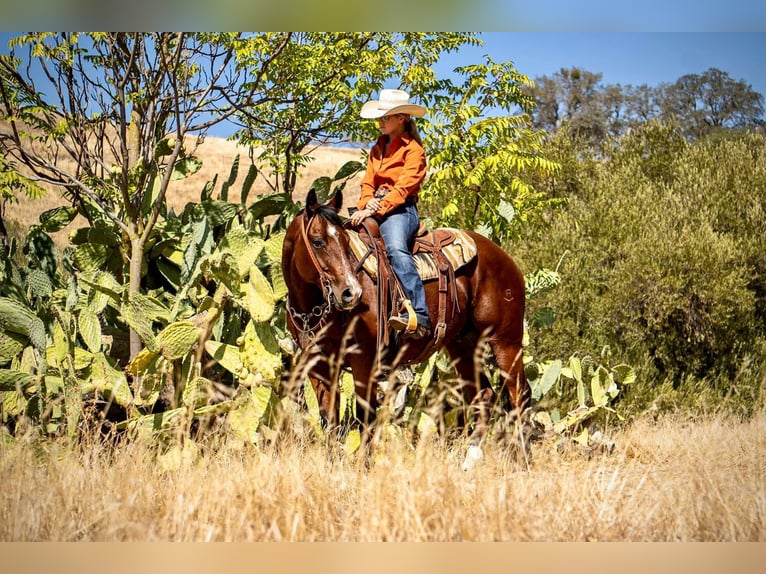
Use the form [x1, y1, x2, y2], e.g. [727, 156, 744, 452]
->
[347, 353, 378, 427]
[301, 353, 342, 430]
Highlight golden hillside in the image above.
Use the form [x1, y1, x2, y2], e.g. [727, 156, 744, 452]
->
[7, 136, 366, 239]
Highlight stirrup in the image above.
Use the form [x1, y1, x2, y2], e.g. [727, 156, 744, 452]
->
[401, 299, 418, 331]
[389, 299, 419, 332]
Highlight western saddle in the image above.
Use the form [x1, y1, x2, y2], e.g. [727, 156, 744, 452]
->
[349, 218, 477, 363]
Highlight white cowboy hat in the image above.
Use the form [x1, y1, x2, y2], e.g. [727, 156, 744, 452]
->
[360, 89, 426, 119]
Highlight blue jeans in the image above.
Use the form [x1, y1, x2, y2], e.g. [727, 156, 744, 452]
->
[378, 204, 431, 328]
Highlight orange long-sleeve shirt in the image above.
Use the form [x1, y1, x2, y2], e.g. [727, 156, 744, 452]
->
[356, 133, 427, 216]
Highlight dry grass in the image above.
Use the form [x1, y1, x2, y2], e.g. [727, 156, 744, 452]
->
[1, 407, 763, 542]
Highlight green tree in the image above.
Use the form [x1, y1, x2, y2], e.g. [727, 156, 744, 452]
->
[528, 67, 611, 146]
[0, 32, 277, 357]
[231, 32, 480, 199]
[417, 57, 560, 243]
[659, 68, 765, 139]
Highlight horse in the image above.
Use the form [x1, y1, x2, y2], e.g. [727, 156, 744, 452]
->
[282, 187, 529, 448]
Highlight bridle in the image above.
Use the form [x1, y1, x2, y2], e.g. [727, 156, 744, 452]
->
[286, 210, 336, 346]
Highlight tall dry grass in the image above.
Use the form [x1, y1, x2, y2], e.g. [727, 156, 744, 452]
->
[1, 406, 763, 541]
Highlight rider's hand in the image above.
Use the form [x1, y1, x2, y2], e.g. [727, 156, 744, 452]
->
[350, 207, 373, 226]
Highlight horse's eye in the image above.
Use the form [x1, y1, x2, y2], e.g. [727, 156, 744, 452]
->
[312, 239, 325, 249]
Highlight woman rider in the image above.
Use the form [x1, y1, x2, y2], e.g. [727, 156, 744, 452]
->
[349, 89, 431, 340]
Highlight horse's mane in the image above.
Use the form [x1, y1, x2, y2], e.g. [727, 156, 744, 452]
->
[304, 204, 345, 227]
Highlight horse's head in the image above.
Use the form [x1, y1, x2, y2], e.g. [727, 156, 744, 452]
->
[292, 187, 363, 311]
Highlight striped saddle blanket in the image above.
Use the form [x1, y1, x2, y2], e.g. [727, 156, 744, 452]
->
[348, 227, 477, 282]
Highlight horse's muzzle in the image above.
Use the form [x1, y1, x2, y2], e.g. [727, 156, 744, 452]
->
[335, 282, 363, 310]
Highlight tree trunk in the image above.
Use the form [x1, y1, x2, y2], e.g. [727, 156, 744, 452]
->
[128, 231, 144, 360]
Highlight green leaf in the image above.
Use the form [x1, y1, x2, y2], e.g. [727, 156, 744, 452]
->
[200, 200, 238, 227]
[309, 176, 332, 204]
[270, 262, 288, 301]
[39, 206, 77, 232]
[333, 160, 363, 181]
[303, 377, 324, 437]
[72, 347, 95, 370]
[220, 154, 239, 202]
[68, 225, 121, 247]
[182, 376, 212, 409]
[120, 407, 187, 433]
[241, 265, 276, 322]
[441, 200, 458, 219]
[72, 243, 109, 273]
[568, 356, 582, 383]
[204, 340, 245, 376]
[263, 231, 285, 264]
[0, 331, 26, 364]
[417, 412, 438, 438]
[531, 359, 561, 401]
[78, 308, 102, 353]
[121, 298, 158, 353]
[198, 251, 242, 296]
[0, 369, 37, 392]
[140, 172, 163, 218]
[126, 347, 159, 376]
[343, 428, 362, 455]
[26, 269, 52, 298]
[0, 297, 46, 351]
[612, 364, 637, 385]
[89, 352, 133, 407]
[24, 226, 57, 277]
[248, 193, 292, 220]
[156, 321, 201, 360]
[577, 378, 587, 408]
[339, 370, 356, 423]
[171, 156, 202, 180]
[84, 271, 122, 312]
[590, 366, 609, 408]
[240, 164, 258, 205]
[553, 406, 600, 434]
[240, 320, 283, 383]
[227, 386, 280, 444]
[219, 227, 265, 279]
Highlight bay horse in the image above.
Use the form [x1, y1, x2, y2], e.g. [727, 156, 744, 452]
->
[282, 188, 529, 445]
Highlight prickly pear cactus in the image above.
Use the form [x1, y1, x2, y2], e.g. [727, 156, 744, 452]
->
[205, 319, 283, 388]
[239, 320, 283, 385]
[156, 320, 201, 360]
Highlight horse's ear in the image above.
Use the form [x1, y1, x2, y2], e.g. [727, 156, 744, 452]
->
[306, 187, 319, 214]
[331, 189, 343, 211]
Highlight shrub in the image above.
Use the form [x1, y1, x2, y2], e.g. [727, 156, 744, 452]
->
[517, 125, 766, 413]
